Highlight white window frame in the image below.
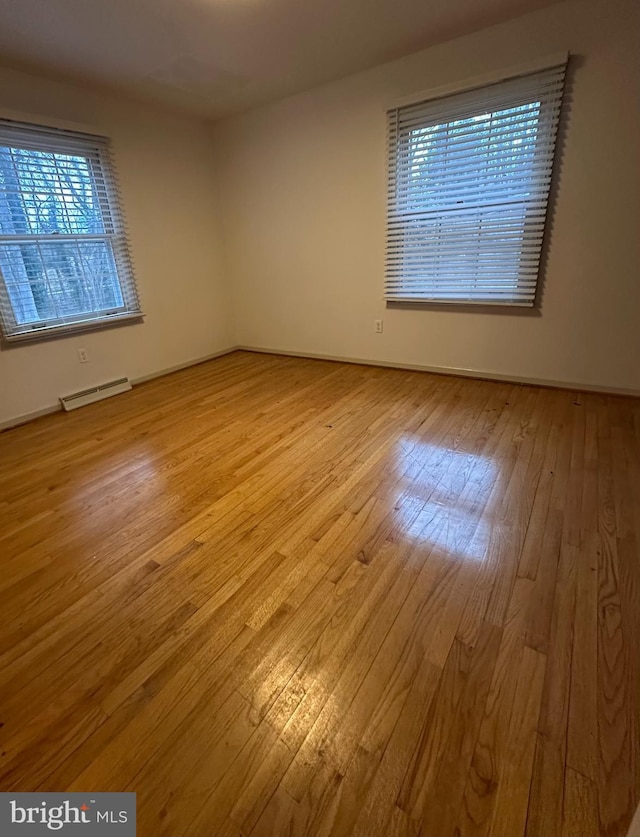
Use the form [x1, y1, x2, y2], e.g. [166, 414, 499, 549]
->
[0, 118, 142, 343]
[385, 54, 568, 307]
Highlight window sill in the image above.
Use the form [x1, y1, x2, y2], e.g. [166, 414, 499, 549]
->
[2, 312, 144, 346]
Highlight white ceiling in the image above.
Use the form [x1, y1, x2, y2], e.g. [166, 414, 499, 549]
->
[0, 0, 562, 119]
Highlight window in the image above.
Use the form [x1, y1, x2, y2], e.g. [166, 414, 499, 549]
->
[0, 120, 141, 342]
[385, 61, 567, 305]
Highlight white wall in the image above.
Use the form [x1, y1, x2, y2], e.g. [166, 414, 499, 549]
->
[211, 0, 640, 392]
[0, 66, 234, 426]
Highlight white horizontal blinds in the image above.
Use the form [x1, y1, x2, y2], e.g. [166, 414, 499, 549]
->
[0, 119, 140, 340]
[385, 62, 566, 305]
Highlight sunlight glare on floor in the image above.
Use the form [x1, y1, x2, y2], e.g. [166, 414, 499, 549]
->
[392, 438, 499, 561]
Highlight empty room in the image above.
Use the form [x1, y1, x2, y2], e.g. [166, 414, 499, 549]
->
[0, 0, 639, 834]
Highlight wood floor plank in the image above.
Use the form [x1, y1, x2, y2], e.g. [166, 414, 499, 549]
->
[567, 530, 599, 782]
[399, 620, 502, 830]
[0, 351, 638, 837]
[485, 645, 546, 837]
[525, 540, 579, 837]
[457, 576, 536, 836]
[562, 767, 600, 837]
[595, 400, 638, 836]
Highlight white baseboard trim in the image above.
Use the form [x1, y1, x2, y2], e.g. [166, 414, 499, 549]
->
[131, 346, 238, 385]
[0, 404, 62, 432]
[238, 345, 640, 398]
[0, 346, 239, 432]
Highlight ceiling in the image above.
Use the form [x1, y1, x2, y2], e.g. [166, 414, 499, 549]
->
[0, 0, 562, 120]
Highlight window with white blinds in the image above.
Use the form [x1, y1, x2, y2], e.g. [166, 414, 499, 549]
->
[0, 119, 141, 342]
[385, 61, 567, 305]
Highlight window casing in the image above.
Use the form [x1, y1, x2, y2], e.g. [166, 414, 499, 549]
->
[385, 61, 567, 306]
[0, 120, 141, 342]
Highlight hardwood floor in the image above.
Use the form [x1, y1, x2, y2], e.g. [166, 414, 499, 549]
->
[1, 350, 638, 837]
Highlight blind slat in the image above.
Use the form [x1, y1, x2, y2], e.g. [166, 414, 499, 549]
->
[0, 118, 141, 340]
[385, 62, 566, 306]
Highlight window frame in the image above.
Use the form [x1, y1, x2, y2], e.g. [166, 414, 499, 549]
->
[0, 118, 142, 344]
[384, 54, 568, 308]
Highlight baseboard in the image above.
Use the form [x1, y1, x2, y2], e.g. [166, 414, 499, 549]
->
[0, 404, 62, 432]
[238, 345, 640, 398]
[0, 346, 239, 432]
[131, 346, 239, 385]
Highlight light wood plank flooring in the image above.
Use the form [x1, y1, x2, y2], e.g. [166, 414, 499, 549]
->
[1, 350, 639, 836]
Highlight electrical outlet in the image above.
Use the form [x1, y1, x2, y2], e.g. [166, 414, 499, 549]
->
[77, 348, 89, 363]
[374, 319, 383, 334]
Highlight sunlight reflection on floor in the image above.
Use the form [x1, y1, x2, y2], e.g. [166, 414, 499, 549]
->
[392, 438, 500, 562]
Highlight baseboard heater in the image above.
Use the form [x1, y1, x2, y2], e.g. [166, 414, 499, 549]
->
[60, 378, 132, 411]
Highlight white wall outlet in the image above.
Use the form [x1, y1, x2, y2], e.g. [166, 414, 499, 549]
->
[77, 348, 89, 363]
[374, 319, 383, 333]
